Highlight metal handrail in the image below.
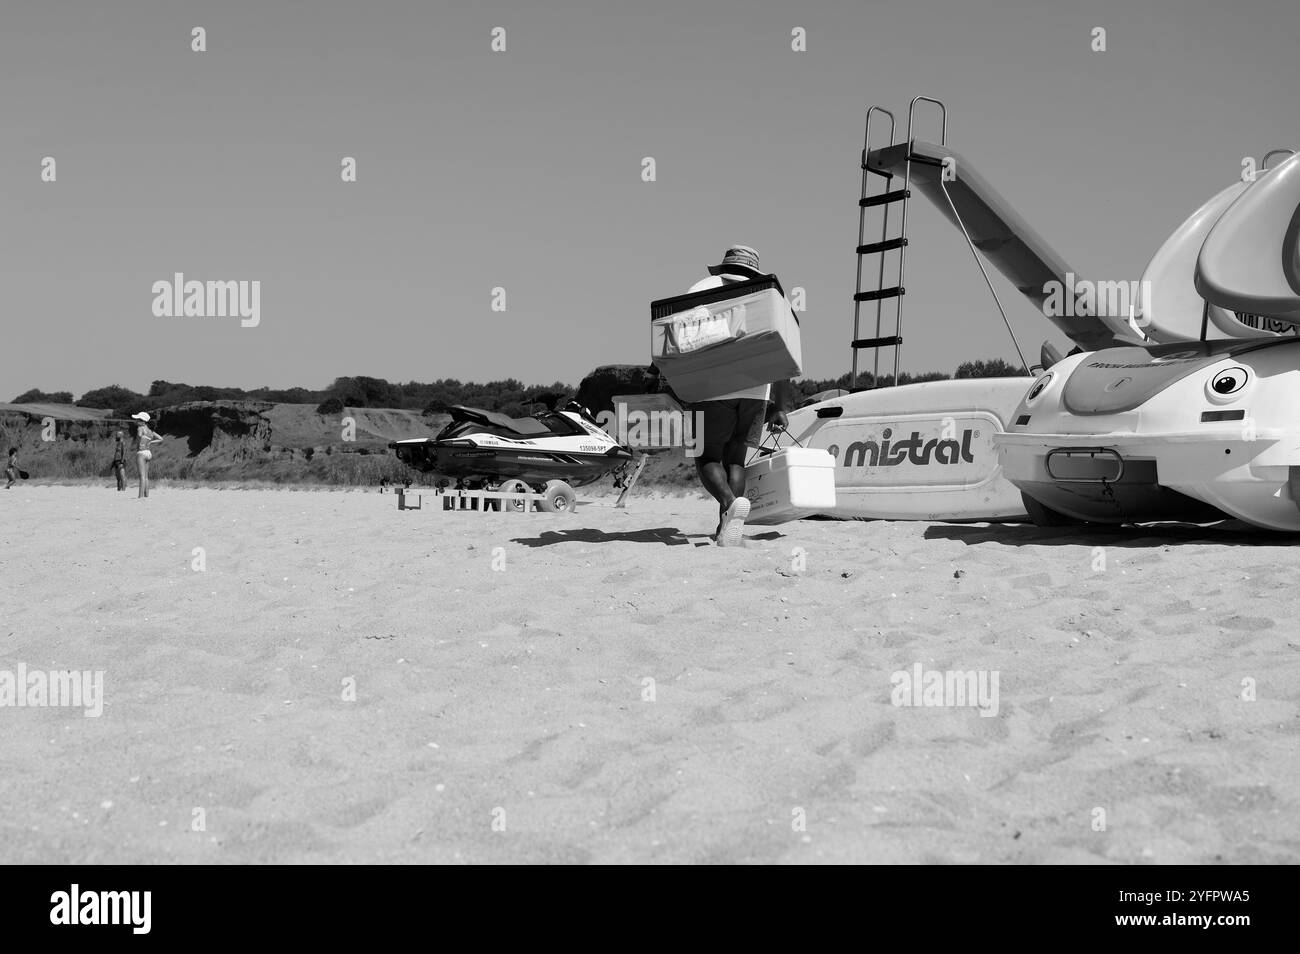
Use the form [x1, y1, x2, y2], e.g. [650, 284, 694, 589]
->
[852, 106, 896, 389]
[1261, 148, 1296, 171]
[907, 95, 947, 146]
[893, 96, 947, 385]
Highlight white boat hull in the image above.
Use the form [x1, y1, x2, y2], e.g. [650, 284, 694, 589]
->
[996, 339, 1300, 531]
[785, 378, 1030, 520]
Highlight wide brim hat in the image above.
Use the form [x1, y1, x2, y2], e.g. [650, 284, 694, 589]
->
[131, 412, 150, 422]
[707, 244, 766, 279]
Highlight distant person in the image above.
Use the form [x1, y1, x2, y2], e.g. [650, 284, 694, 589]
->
[111, 430, 127, 491]
[130, 412, 164, 498]
[4, 447, 18, 489]
[683, 245, 790, 546]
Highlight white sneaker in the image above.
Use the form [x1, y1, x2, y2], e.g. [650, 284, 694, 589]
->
[716, 497, 750, 547]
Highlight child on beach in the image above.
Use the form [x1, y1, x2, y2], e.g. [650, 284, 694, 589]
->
[130, 412, 164, 498]
[112, 430, 127, 491]
[4, 448, 18, 489]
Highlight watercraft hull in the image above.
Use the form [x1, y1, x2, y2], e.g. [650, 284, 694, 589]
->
[784, 377, 1030, 520]
[392, 437, 629, 487]
[996, 338, 1300, 530]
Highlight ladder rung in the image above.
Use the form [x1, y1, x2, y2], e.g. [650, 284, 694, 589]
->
[859, 189, 909, 208]
[856, 237, 907, 255]
[851, 336, 903, 349]
[853, 286, 904, 302]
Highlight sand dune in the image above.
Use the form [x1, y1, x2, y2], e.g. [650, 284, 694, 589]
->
[1, 486, 1296, 863]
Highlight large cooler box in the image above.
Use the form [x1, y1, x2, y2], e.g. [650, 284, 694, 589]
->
[650, 275, 801, 403]
[744, 446, 837, 525]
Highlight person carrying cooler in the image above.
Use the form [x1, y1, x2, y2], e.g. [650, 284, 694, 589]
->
[682, 245, 791, 547]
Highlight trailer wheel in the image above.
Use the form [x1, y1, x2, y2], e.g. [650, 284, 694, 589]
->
[539, 480, 576, 513]
[1022, 492, 1084, 527]
[498, 479, 529, 512]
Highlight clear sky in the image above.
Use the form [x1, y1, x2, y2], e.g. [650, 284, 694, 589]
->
[3, 0, 1299, 398]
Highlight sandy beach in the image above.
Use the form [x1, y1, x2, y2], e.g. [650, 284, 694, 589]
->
[0, 485, 1295, 864]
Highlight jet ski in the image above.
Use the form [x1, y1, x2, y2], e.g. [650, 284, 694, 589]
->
[389, 402, 633, 488]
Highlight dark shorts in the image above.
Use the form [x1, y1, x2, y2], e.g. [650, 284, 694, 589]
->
[691, 398, 766, 465]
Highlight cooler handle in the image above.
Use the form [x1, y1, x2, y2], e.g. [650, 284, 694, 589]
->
[754, 423, 804, 457]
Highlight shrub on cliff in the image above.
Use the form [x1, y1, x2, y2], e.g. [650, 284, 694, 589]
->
[325, 376, 400, 409]
[574, 365, 661, 417]
[316, 397, 345, 415]
[12, 388, 74, 404]
[77, 385, 146, 410]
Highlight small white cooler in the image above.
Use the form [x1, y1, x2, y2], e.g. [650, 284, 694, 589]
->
[744, 446, 837, 525]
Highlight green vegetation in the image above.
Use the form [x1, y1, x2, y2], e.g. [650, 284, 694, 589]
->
[76, 385, 146, 410]
[5, 359, 1030, 489]
[12, 388, 74, 404]
[315, 397, 345, 415]
[16, 358, 1026, 420]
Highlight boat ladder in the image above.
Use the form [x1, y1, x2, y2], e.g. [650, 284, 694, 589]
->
[850, 95, 947, 389]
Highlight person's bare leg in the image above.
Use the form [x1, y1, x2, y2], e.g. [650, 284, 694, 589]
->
[722, 431, 750, 501]
[138, 455, 148, 498]
[726, 463, 746, 500]
[714, 433, 753, 547]
[715, 470, 751, 547]
[695, 459, 734, 512]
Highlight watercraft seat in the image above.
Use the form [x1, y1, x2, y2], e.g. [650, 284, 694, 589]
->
[448, 405, 552, 437]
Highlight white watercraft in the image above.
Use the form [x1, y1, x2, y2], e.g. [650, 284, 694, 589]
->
[997, 151, 1300, 529]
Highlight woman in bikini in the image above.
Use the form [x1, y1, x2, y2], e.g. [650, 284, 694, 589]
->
[130, 412, 164, 498]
